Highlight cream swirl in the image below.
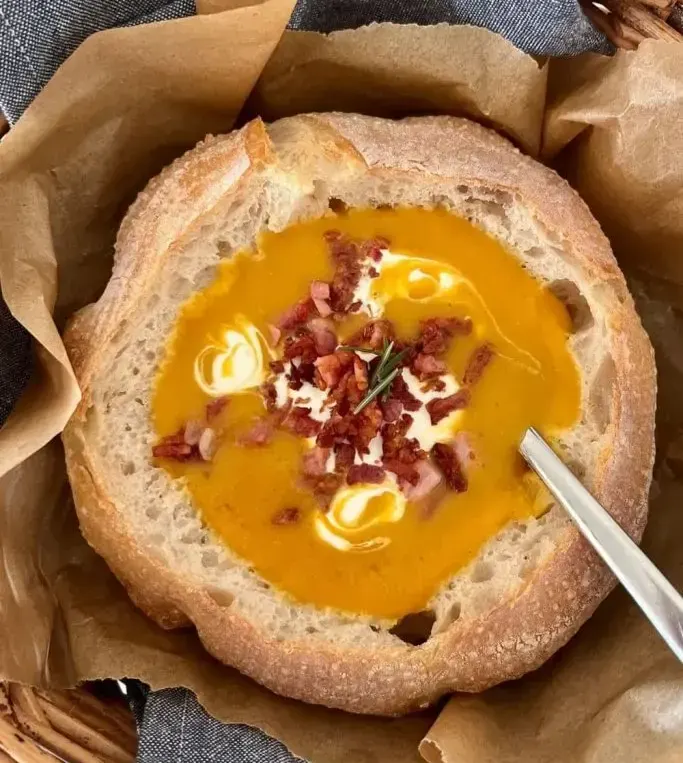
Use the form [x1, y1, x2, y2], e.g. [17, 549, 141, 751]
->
[193, 315, 268, 397]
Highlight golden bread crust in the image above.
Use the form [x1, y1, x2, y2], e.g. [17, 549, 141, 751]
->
[63, 114, 656, 714]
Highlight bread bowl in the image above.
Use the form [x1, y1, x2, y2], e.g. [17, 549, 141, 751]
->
[62, 113, 656, 715]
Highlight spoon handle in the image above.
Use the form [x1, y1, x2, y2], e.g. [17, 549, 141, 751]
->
[520, 427, 683, 663]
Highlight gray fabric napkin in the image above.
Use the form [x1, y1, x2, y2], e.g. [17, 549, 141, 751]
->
[0, 1, 609, 761]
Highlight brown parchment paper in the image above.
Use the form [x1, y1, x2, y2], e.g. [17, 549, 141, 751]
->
[1, 7, 682, 761]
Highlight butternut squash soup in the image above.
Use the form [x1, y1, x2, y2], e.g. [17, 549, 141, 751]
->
[151, 207, 580, 619]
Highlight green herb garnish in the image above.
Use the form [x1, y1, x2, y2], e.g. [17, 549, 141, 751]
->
[353, 340, 409, 414]
[353, 368, 401, 414]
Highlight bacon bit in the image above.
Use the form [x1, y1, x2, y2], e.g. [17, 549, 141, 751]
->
[311, 281, 331, 299]
[383, 458, 420, 486]
[301, 446, 330, 476]
[418, 316, 472, 356]
[308, 318, 337, 356]
[284, 407, 322, 437]
[381, 413, 425, 486]
[205, 396, 229, 421]
[198, 427, 217, 461]
[355, 401, 384, 453]
[287, 363, 303, 391]
[463, 344, 495, 386]
[313, 298, 333, 318]
[240, 418, 274, 447]
[431, 442, 468, 492]
[353, 355, 369, 391]
[421, 377, 446, 393]
[301, 472, 343, 507]
[389, 374, 421, 411]
[348, 319, 395, 351]
[361, 237, 389, 262]
[426, 389, 470, 424]
[314, 354, 342, 389]
[334, 442, 355, 471]
[272, 507, 301, 525]
[327, 234, 364, 313]
[283, 332, 318, 364]
[368, 266, 379, 278]
[346, 464, 385, 485]
[381, 397, 403, 423]
[152, 441, 194, 460]
[184, 419, 204, 446]
[278, 299, 314, 329]
[402, 459, 443, 502]
[412, 353, 447, 380]
[261, 381, 278, 412]
[268, 324, 282, 346]
[269, 360, 285, 374]
[348, 300, 362, 313]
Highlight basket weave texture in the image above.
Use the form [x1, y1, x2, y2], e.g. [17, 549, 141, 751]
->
[582, 0, 683, 48]
[0, 683, 136, 763]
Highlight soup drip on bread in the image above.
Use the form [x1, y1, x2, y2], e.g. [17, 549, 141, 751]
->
[151, 207, 580, 619]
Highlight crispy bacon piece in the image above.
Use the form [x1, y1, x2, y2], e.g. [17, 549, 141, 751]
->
[334, 442, 356, 471]
[283, 332, 318, 364]
[184, 419, 204, 446]
[311, 281, 330, 299]
[463, 343, 495, 386]
[240, 418, 274, 446]
[346, 464, 385, 485]
[261, 381, 278, 412]
[381, 413, 425, 486]
[353, 355, 369, 391]
[382, 458, 420, 486]
[412, 353, 448, 380]
[205, 396, 229, 421]
[314, 353, 342, 389]
[418, 316, 472, 355]
[284, 407, 322, 437]
[310, 281, 333, 317]
[348, 319, 395, 351]
[152, 441, 194, 460]
[278, 298, 314, 329]
[301, 472, 343, 507]
[272, 507, 301, 525]
[389, 374, 421, 411]
[308, 317, 337, 356]
[301, 446, 330, 476]
[269, 360, 285, 374]
[431, 442, 468, 492]
[402, 459, 443, 501]
[421, 377, 446, 393]
[426, 389, 470, 425]
[380, 397, 403, 423]
[198, 427, 217, 461]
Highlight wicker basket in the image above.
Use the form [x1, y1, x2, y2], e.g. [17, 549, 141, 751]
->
[582, 0, 683, 48]
[0, 682, 137, 762]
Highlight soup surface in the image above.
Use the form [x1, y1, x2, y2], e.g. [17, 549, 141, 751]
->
[152, 207, 580, 618]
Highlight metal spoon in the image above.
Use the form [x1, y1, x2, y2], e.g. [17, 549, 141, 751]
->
[519, 427, 683, 663]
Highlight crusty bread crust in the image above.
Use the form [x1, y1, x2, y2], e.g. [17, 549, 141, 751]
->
[62, 114, 656, 714]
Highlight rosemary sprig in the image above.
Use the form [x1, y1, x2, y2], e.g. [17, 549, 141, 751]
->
[369, 340, 395, 388]
[353, 367, 401, 415]
[353, 340, 409, 415]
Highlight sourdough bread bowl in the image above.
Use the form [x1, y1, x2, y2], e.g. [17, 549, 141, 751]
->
[62, 113, 656, 715]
